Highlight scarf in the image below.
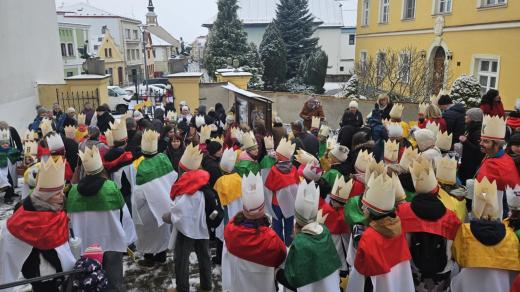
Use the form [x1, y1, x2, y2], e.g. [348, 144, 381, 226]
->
[369, 216, 402, 238]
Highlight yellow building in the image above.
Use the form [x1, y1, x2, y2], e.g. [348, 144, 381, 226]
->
[94, 28, 125, 86]
[355, 0, 520, 109]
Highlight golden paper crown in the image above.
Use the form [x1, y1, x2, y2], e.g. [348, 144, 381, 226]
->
[0, 129, 10, 143]
[180, 143, 203, 171]
[389, 103, 404, 119]
[104, 129, 114, 147]
[109, 119, 127, 142]
[211, 136, 224, 146]
[409, 158, 438, 194]
[295, 180, 320, 225]
[241, 131, 257, 150]
[276, 138, 295, 159]
[354, 149, 374, 174]
[166, 110, 177, 121]
[64, 125, 76, 140]
[46, 133, 64, 153]
[473, 177, 499, 220]
[481, 115, 506, 141]
[24, 141, 38, 156]
[40, 118, 53, 137]
[77, 113, 86, 125]
[220, 148, 237, 173]
[37, 156, 65, 191]
[318, 125, 330, 137]
[295, 149, 319, 165]
[435, 156, 457, 185]
[23, 129, 36, 141]
[311, 116, 321, 129]
[264, 135, 274, 150]
[392, 173, 406, 202]
[365, 160, 386, 184]
[330, 175, 353, 203]
[199, 125, 212, 143]
[384, 140, 399, 163]
[418, 103, 429, 115]
[78, 146, 104, 175]
[141, 129, 160, 155]
[363, 172, 395, 214]
[399, 147, 419, 170]
[435, 130, 452, 151]
[425, 121, 440, 138]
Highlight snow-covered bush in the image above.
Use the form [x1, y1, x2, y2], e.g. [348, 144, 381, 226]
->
[450, 75, 482, 107]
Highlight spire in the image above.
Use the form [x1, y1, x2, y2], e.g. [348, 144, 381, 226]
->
[146, 0, 158, 25]
[148, 0, 154, 12]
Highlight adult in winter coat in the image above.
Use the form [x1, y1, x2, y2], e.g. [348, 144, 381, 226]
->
[368, 108, 388, 162]
[337, 116, 358, 149]
[340, 101, 363, 128]
[418, 104, 447, 132]
[437, 95, 465, 145]
[458, 108, 485, 184]
[201, 140, 223, 188]
[164, 132, 185, 173]
[480, 89, 505, 118]
[271, 116, 287, 149]
[506, 100, 520, 131]
[95, 105, 115, 134]
[375, 94, 394, 120]
[126, 117, 143, 159]
[299, 96, 325, 130]
[291, 120, 319, 158]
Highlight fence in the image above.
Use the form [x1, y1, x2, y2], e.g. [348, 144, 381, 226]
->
[56, 89, 100, 111]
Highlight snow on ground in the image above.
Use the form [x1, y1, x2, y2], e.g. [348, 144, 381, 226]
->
[324, 82, 345, 96]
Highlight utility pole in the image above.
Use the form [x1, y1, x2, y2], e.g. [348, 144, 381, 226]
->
[139, 24, 149, 95]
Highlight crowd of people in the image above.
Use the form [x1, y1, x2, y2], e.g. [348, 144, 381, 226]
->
[0, 89, 519, 292]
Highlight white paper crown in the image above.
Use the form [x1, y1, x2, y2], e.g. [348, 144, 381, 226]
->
[311, 116, 321, 129]
[242, 172, 265, 219]
[506, 185, 520, 211]
[195, 115, 206, 128]
[389, 103, 404, 119]
[473, 177, 499, 220]
[302, 161, 323, 182]
[78, 146, 104, 175]
[180, 143, 203, 171]
[241, 131, 257, 150]
[425, 121, 440, 138]
[295, 180, 320, 225]
[211, 136, 224, 146]
[362, 172, 395, 214]
[109, 119, 127, 142]
[77, 113, 86, 125]
[23, 129, 36, 141]
[141, 129, 160, 155]
[392, 173, 406, 202]
[382, 118, 391, 126]
[386, 122, 403, 138]
[37, 156, 65, 191]
[430, 94, 439, 106]
[435, 130, 452, 151]
[354, 149, 374, 174]
[295, 149, 318, 165]
[418, 103, 429, 115]
[220, 148, 237, 173]
[435, 156, 457, 185]
[46, 133, 64, 153]
[230, 127, 242, 142]
[0, 129, 10, 143]
[64, 125, 76, 140]
[276, 138, 295, 159]
[330, 175, 353, 203]
[399, 147, 419, 170]
[331, 144, 349, 163]
[365, 160, 386, 184]
[199, 125, 212, 144]
[409, 158, 438, 194]
[166, 110, 177, 121]
[326, 137, 336, 150]
[24, 141, 38, 156]
[319, 125, 330, 137]
[264, 135, 274, 150]
[384, 140, 399, 163]
[104, 129, 114, 147]
[481, 115, 506, 141]
[40, 118, 53, 137]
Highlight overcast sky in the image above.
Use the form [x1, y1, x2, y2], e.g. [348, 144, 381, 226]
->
[56, 0, 354, 43]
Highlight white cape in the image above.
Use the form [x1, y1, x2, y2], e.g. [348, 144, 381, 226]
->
[216, 198, 242, 242]
[0, 160, 16, 189]
[168, 190, 208, 249]
[451, 267, 518, 292]
[347, 260, 415, 292]
[264, 184, 298, 220]
[110, 164, 136, 193]
[283, 270, 340, 292]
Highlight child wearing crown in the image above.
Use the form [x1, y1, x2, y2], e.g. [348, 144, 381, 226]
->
[0, 128, 21, 203]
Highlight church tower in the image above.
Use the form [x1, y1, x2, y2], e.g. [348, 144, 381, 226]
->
[146, 0, 158, 26]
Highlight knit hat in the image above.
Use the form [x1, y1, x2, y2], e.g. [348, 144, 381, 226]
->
[330, 144, 349, 163]
[466, 108, 483, 122]
[37, 107, 48, 116]
[83, 244, 104, 264]
[386, 123, 403, 138]
[437, 95, 452, 105]
[509, 133, 520, 146]
[206, 140, 222, 156]
[349, 100, 359, 109]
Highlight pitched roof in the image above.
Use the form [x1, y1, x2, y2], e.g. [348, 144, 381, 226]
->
[147, 25, 180, 47]
[340, 0, 357, 27]
[57, 2, 140, 23]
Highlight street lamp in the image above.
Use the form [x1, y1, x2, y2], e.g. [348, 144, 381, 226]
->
[138, 24, 149, 95]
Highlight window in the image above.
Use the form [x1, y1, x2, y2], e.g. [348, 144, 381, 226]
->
[403, 0, 416, 19]
[136, 49, 140, 59]
[147, 50, 151, 59]
[379, 0, 390, 23]
[104, 48, 108, 58]
[435, 0, 452, 13]
[377, 52, 387, 79]
[480, 0, 506, 7]
[153, 49, 156, 58]
[127, 49, 131, 59]
[360, 51, 368, 72]
[126, 29, 131, 40]
[362, 0, 370, 26]
[349, 34, 355, 45]
[66, 72, 74, 77]
[67, 44, 74, 56]
[340, 66, 344, 72]
[476, 59, 499, 95]
[109, 48, 112, 58]
[133, 30, 139, 40]
[61, 43, 67, 56]
[399, 52, 411, 83]
[131, 49, 136, 60]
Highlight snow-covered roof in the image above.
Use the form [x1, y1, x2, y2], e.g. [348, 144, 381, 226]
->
[147, 25, 180, 47]
[150, 33, 171, 46]
[220, 72, 253, 77]
[222, 83, 272, 103]
[204, 0, 344, 28]
[340, 0, 357, 28]
[65, 74, 110, 80]
[57, 2, 140, 23]
[165, 72, 203, 78]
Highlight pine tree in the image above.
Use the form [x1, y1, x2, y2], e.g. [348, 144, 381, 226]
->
[303, 49, 328, 93]
[450, 75, 482, 107]
[243, 43, 264, 89]
[340, 74, 359, 98]
[260, 22, 287, 90]
[204, 0, 250, 78]
[275, 0, 319, 79]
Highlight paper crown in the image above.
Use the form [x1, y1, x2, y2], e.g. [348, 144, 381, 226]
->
[180, 143, 203, 171]
[435, 156, 457, 185]
[418, 103, 429, 115]
[319, 125, 330, 137]
[362, 172, 395, 214]
[0, 129, 10, 143]
[425, 121, 440, 138]
[220, 148, 237, 173]
[430, 94, 439, 106]
[46, 133, 64, 153]
[24, 141, 38, 156]
[23, 129, 37, 141]
[40, 118, 53, 137]
[230, 127, 242, 142]
[295, 180, 320, 225]
[384, 140, 399, 163]
[295, 149, 318, 165]
[392, 173, 406, 202]
[389, 103, 404, 119]
[141, 129, 160, 155]
[199, 125, 212, 144]
[211, 136, 224, 146]
[77, 113, 86, 125]
[435, 131, 452, 151]
[78, 146, 104, 175]
[481, 115, 506, 141]
[109, 119, 128, 142]
[473, 177, 499, 220]
[414, 128, 436, 151]
[276, 138, 295, 159]
[506, 185, 520, 211]
[399, 147, 419, 170]
[63, 125, 76, 140]
[326, 137, 336, 150]
[409, 158, 438, 194]
[302, 161, 323, 182]
[365, 160, 386, 184]
[195, 115, 206, 128]
[226, 114, 235, 124]
[166, 110, 177, 121]
[242, 172, 265, 219]
[311, 116, 321, 129]
[354, 149, 374, 174]
[382, 118, 391, 126]
[37, 156, 65, 191]
[330, 144, 349, 163]
[386, 122, 403, 138]
[104, 129, 114, 147]
[241, 131, 258, 150]
[264, 135, 274, 150]
[330, 175, 353, 203]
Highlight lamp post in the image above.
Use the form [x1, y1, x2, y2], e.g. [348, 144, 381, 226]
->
[138, 24, 149, 96]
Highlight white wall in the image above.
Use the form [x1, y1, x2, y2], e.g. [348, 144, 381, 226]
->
[0, 0, 65, 131]
[340, 29, 356, 74]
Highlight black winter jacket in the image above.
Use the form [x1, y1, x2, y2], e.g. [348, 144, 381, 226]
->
[442, 103, 466, 144]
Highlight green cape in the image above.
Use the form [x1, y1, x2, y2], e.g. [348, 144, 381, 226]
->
[344, 195, 367, 228]
[235, 160, 260, 177]
[66, 180, 125, 213]
[318, 142, 327, 158]
[136, 153, 174, 185]
[322, 168, 341, 187]
[259, 155, 277, 170]
[0, 148, 20, 168]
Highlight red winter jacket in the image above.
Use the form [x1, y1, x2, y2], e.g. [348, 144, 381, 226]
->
[480, 101, 505, 118]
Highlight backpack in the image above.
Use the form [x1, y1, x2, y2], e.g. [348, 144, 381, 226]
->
[410, 232, 447, 277]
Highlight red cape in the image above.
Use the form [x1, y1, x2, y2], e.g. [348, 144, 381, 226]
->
[265, 165, 299, 192]
[476, 153, 520, 190]
[349, 176, 365, 199]
[170, 169, 210, 200]
[103, 151, 133, 171]
[320, 201, 349, 235]
[224, 218, 286, 267]
[7, 206, 69, 250]
[397, 203, 461, 240]
[354, 227, 411, 276]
